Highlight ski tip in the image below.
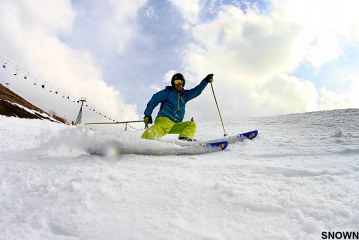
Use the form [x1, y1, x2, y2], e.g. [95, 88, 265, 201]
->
[250, 130, 258, 139]
[239, 130, 258, 140]
[221, 141, 229, 150]
[206, 141, 229, 150]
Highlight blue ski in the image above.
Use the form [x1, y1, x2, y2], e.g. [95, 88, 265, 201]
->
[86, 140, 229, 156]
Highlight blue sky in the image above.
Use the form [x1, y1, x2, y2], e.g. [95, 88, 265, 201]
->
[1, 0, 359, 123]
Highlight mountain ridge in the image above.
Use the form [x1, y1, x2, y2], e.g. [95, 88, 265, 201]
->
[0, 83, 66, 123]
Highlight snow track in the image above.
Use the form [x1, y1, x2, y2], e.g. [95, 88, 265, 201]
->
[1, 109, 359, 240]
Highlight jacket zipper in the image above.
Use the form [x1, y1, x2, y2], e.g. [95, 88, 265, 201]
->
[175, 93, 185, 118]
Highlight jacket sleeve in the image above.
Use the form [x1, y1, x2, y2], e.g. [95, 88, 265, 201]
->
[185, 79, 209, 102]
[144, 89, 169, 116]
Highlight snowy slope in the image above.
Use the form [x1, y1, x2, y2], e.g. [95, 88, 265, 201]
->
[1, 109, 359, 240]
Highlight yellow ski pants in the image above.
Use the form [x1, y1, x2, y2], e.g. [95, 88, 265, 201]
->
[141, 116, 196, 140]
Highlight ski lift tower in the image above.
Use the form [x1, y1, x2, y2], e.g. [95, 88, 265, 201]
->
[75, 98, 87, 125]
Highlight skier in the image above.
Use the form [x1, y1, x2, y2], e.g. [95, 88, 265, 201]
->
[141, 73, 214, 141]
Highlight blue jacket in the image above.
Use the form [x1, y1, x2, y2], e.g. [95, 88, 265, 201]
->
[144, 79, 209, 122]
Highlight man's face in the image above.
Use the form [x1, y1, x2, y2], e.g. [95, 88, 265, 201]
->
[174, 83, 183, 91]
[173, 79, 183, 92]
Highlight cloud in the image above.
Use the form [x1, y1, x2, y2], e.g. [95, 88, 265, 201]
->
[0, 0, 139, 122]
[108, 0, 148, 53]
[168, 0, 201, 25]
[318, 90, 357, 110]
[259, 74, 318, 113]
[317, 66, 359, 110]
[271, 0, 359, 66]
[1, 0, 359, 125]
[169, 0, 359, 120]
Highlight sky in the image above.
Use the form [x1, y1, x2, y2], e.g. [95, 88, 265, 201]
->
[1, 0, 359, 123]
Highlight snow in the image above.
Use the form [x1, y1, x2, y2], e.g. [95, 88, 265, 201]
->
[1, 109, 359, 240]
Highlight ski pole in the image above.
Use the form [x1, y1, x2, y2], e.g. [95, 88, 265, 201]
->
[84, 120, 144, 125]
[210, 82, 227, 136]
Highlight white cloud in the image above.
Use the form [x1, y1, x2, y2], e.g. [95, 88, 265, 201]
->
[318, 89, 359, 110]
[271, 0, 359, 66]
[168, 0, 201, 25]
[0, 0, 139, 122]
[163, 70, 177, 85]
[2, 0, 359, 124]
[259, 74, 318, 114]
[0, 0, 75, 35]
[188, 6, 304, 77]
[175, 0, 359, 119]
[317, 67, 359, 110]
[108, 0, 148, 53]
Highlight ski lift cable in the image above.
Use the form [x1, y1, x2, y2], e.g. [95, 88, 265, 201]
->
[1, 55, 118, 122]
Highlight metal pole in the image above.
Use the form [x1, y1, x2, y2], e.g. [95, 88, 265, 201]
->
[75, 99, 87, 125]
[210, 83, 227, 136]
[84, 120, 144, 125]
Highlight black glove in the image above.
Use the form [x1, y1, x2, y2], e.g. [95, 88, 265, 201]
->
[204, 73, 214, 83]
[144, 115, 153, 128]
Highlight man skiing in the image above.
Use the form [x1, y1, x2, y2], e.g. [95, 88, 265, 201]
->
[141, 73, 214, 141]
